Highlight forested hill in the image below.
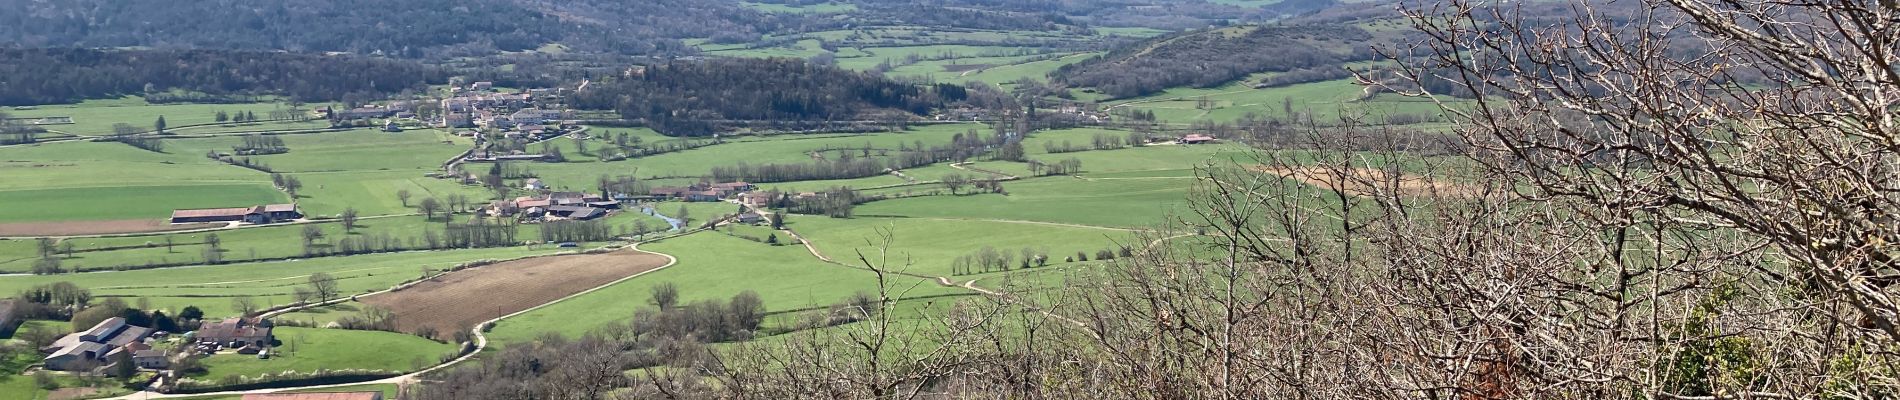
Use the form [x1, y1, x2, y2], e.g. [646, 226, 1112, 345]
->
[1054, 23, 1401, 99]
[569, 58, 966, 137]
[0, 49, 443, 106]
[0, 0, 801, 57]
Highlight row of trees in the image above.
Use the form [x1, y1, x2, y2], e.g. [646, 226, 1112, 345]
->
[232, 134, 288, 155]
[567, 58, 964, 136]
[0, 48, 440, 105]
[1056, 24, 1381, 98]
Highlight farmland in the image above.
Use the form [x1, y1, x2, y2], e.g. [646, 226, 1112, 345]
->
[193, 327, 457, 382]
[357, 247, 672, 339]
[0, 23, 1334, 397]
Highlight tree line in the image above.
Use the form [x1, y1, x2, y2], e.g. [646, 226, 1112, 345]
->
[567, 58, 965, 136]
[0, 48, 442, 106]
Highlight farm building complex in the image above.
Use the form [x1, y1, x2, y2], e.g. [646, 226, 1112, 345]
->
[42, 317, 157, 371]
[170, 204, 301, 224]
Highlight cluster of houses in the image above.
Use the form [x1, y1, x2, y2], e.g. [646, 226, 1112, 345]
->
[169, 203, 302, 225]
[439, 82, 567, 132]
[41, 316, 275, 372]
[487, 190, 620, 222]
[649, 182, 755, 202]
[319, 100, 419, 122]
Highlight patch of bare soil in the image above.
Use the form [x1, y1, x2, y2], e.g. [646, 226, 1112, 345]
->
[0, 219, 220, 236]
[361, 249, 670, 339]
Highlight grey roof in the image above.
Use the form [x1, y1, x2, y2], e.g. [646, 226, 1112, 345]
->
[105, 326, 154, 347]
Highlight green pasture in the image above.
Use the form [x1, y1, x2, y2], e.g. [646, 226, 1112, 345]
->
[788, 216, 1137, 278]
[195, 327, 457, 382]
[0, 183, 285, 224]
[483, 232, 976, 344]
[955, 52, 1100, 87]
[0, 211, 653, 273]
[164, 129, 470, 173]
[0, 246, 569, 317]
[1106, 77, 1457, 124]
[855, 173, 1198, 228]
[3, 97, 311, 137]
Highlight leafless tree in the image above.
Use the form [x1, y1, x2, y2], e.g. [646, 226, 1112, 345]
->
[309, 272, 339, 301]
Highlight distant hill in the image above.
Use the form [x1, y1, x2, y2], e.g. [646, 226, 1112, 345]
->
[1054, 22, 1404, 99]
[0, 0, 800, 57]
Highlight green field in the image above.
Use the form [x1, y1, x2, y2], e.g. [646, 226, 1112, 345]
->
[194, 327, 457, 382]
[483, 232, 976, 344]
[1104, 77, 1459, 124]
[0, 184, 285, 224]
[788, 216, 1138, 277]
[0, 246, 571, 316]
[3, 97, 316, 137]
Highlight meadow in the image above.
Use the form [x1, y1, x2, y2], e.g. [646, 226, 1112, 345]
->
[1104, 77, 1457, 124]
[195, 326, 458, 382]
[787, 216, 1139, 278]
[482, 232, 976, 344]
[0, 141, 285, 224]
[3, 96, 317, 137]
[0, 246, 571, 317]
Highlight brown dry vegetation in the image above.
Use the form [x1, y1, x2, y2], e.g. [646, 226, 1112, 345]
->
[0, 219, 219, 236]
[361, 249, 670, 339]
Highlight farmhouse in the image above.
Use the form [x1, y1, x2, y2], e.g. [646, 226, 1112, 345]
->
[444, 113, 474, 128]
[42, 317, 155, 371]
[523, 178, 546, 191]
[737, 212, 764, 225]
[170, 204, 301, 224]
[1179, 134, 1217, 144]
[196, 317, 273, 348]
[133, 349, 169, 369]
[241, 393, 384, 400]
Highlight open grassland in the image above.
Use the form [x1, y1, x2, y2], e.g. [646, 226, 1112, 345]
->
[289, 170, 493, 217]
[0, 142, 285, 223]
[1105, 77, 1458, 124]
[0, 184, 284, 224]
[0, 211, 652, 272]
[3, 97, 313, 136]
[0, 246, 568, 317]
[857, 172, 1198, 228]
[195, 326, 457, 382]
[1036, 143, 1255, 173]
[360, 248, 672, 340]
[954, 52, 1101, 87]
[0, 219, 222, 237]
[163, 129, 470, 173]
[483, 232, 975, 344]
[788, 216, 1138, 278]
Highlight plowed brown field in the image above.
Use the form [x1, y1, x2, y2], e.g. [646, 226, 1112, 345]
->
[361, 249, 670, 339]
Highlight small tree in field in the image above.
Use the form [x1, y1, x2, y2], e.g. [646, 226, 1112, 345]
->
[341, 207, 360, 233]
